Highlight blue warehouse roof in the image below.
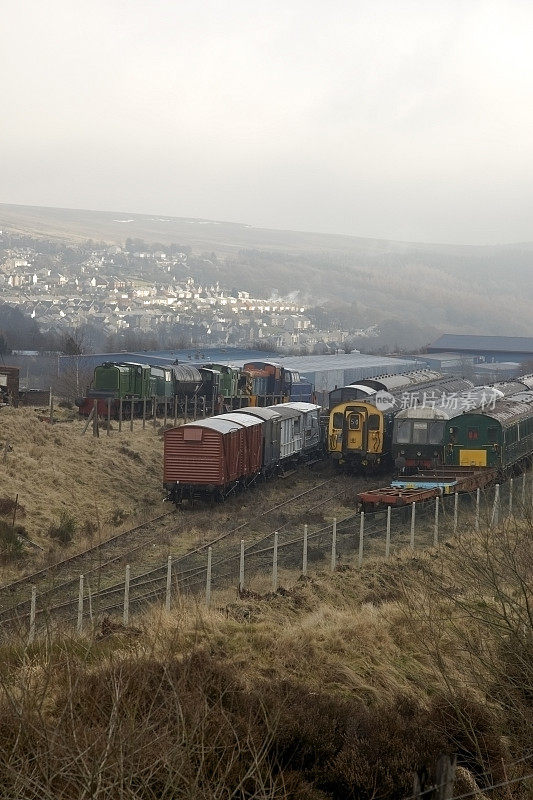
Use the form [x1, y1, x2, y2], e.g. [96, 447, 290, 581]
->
[428, 334, 533, 355]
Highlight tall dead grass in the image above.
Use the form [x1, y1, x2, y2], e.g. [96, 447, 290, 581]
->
[0, 406, 164, 577]
[0, 519, 531, 798]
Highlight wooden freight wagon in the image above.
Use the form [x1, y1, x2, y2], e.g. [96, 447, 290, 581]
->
[216, 413, 263, 478]
[0, 366, 19, 406]
[164, 418, 247, 504]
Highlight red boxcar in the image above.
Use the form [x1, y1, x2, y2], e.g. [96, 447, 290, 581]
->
[216, 412, 263, 477]
[164, 414, 264, 504]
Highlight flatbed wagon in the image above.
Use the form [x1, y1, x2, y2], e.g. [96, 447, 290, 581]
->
[357, 466, 497, 511]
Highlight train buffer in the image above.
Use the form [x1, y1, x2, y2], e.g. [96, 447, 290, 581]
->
[357, 467, 496, 510]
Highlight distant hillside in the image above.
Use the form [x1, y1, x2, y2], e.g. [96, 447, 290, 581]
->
[1, 203, 532, 336]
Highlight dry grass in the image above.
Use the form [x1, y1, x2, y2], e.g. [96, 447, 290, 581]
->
[0, 406, 164, 575]
[0, 521, 530, 799]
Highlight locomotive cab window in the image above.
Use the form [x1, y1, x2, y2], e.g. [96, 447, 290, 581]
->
[429, 421, 445, 444]
[395, 419, 411, 443]
[412, 421, 428, 444]
[368, 414, 380, 431]
[332, 412, 343, 429]
[487, 427, 498, 443]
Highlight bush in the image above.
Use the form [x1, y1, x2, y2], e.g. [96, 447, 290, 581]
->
[0, 520, 25, 561]
[82, 519, 98, 539]
[48, 511, 76, 544]
[0, 497, 25, 517]
[110, 508, 128, 526]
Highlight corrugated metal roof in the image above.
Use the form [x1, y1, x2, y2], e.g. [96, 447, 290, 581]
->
[266, 404, 301, 419]
[179, 418, 241, 433]
[277, 354, 420, 372]
[236, 407, 282, 421]
[428, 335, 533, 353]
[216, 412, 263, 428]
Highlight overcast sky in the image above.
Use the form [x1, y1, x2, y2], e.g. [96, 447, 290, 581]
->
[2, 0, 533, 244]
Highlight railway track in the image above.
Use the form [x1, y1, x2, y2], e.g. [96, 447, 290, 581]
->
[0, 466, 361, 632]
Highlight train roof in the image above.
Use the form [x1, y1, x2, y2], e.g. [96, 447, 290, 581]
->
[266, 403, 301, 420]
[394, 386, 505, 421]
[235, 407, 283, 422]
[177, 418, 243, 434]
[460, 390, 533, 427]
[282, 402, 321, 413]
[171, 364, 203, 381]
[361, 369, 443, 392]
[517, 373, 533, 389]
[215, 412, 263, 428]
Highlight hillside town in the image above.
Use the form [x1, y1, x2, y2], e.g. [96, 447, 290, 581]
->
[0, 231, 378, 353]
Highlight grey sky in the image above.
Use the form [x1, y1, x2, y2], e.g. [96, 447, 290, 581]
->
[2, 0, 533, 244]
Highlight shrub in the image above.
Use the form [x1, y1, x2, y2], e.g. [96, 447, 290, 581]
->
[48, 511, 76, 544]
[110, 508, 128, 526]
[0, 520, 25, 560]
[0, 497, 25, 517]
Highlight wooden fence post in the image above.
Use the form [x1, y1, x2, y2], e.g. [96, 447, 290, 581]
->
[153, 397, 157, 429]
[412, 753, 456, 800]
[77, 574, 84, 633]
[508, 477, 513, 518]
[302, 524, 308, 576]
[272, 531, 278, 592]
[331, 517, 337, 571]
[453, 492, 458, 536]
[491, 483, 500, 528]
[521, 471, 526, 508]
[118, 398, 123, 432]
[385, 506, 391, 558]
[143, 398, 147, 429]
[358, 512, 364, 567]
[165, 555, 172, 612]
[29, 585, 36, 644]
[130, 398, 134, 432]
[239, 539, 245, 592]
[107, 397, 111, 436]
[123, 564, 130, 626]
[410, 502, 416, 549]
[434, 496, 439, 547]
[164, 398, 168, 428]
[49, 386, 53, 425]
[206, 547, 212, 606]
[92, 400, 99, 438]
[475, 488, 480, 531]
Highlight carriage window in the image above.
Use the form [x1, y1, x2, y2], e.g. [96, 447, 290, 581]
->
[412, 421, 428, 444]
[368, 414, 380, 430]
[348, 416, 359, 430]
[333, 412, 343, 429]
[429, 421, 445, 444]
[487, 427, 498, 443]
[395, 419, 411, 443]
[467, 428, 478, 440]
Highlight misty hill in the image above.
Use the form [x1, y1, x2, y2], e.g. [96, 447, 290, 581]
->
[1, 203, 532, 337]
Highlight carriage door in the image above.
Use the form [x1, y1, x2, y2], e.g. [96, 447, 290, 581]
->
[346, 409, 365, 452]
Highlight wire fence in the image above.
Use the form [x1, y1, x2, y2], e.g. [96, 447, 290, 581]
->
[5, 469, 533, 642]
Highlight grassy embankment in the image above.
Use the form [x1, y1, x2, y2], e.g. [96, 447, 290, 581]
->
[0, 516, 531, 799]
[0, 405, 164, 580]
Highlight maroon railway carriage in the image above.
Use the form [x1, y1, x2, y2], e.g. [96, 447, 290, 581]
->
[163, 413, 264, 504]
